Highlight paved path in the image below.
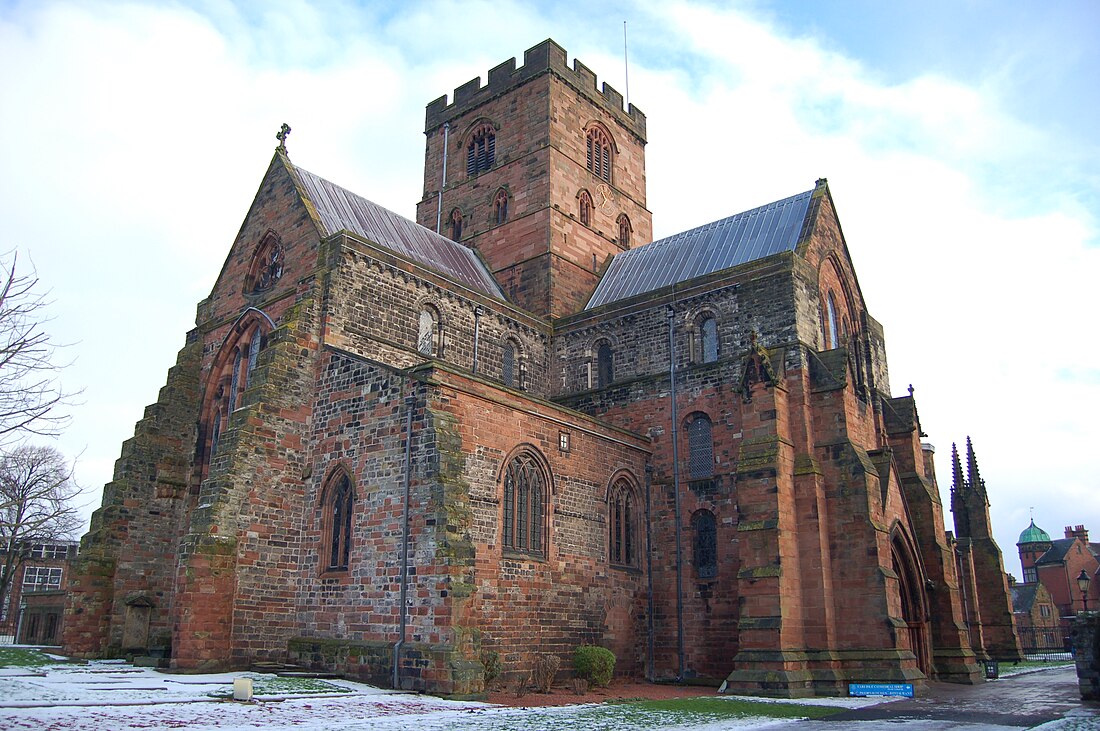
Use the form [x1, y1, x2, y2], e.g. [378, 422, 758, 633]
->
[779, 667, 1100, 730]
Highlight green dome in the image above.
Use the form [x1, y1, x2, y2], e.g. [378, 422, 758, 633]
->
[1018, 519, 1051, 545]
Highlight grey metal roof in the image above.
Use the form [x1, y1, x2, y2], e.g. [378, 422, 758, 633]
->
[586, 189, 813, 310]
[294, 165, 504, 300]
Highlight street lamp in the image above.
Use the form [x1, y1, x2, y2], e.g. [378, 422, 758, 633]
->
[1077, 570, 1091, 613]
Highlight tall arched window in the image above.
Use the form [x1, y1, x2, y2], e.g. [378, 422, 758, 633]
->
[502, 451, 547, 556]
[586, 127, 612, 182]
[700, 315, 719, 363]
[467, 125, 495, 176]
[693, 509, 717, 578]
[596, 341, 613, 388]
[494, 188, 509, 225]
[502, 341, 516, 387]
[825, 291, 838, 350]
[687, 414, 714, 479]
[609, 478, 637, 567]
[209, 406, 223, 457]
[578, 190, 593, 227]
[324, 471, 354, 571]
[450, 208, 464, 241]
[617, 214, 632, 248]
[418, 308, 436, 356]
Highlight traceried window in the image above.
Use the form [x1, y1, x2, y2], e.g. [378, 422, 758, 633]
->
[687, 414, 714, 479]
[617, 214, 632, 248]
[450, 208, 464, 241]
[586, 126, 612, 182]
[418, 309, 437, 356]
[22, 566, 63, 592]
[502, 451, 547, 557]
[700, 315, 719, 363]
[494, 188, 509, 225]
[579, 190, 593, 227]
[466, 125, 496, 176]
[246, 231, 284, 293]
[596, 341, 613, 388]
[324, 471, 354, 571]
[608, 478, 638, 567]
[692, 510, 717, 578]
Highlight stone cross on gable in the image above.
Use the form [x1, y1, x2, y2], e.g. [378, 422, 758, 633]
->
[276, 123, 292, 154]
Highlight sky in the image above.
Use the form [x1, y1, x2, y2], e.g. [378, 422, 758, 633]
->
[0, 0, 1097, 581]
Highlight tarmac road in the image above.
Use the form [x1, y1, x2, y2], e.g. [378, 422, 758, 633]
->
[775, 666, 1100, 730]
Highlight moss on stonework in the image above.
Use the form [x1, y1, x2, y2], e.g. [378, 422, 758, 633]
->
[738, 564, 782, 579]
[793, 455, 821, 476]
[738, 519, 779, 532]
[195, 536, 237, 557]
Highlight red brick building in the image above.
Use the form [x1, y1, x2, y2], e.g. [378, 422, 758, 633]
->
[0, 540, 77, 644]
[64, 40, 1019, 697]
[1017, 521, 1099, 627]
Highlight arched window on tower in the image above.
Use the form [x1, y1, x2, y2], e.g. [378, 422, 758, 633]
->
[494, 188, 509, 225]
[579, 190, 593, 227]
[586, 127, 612, 182]
[687, 414, 714, 480]
[450, 209, 464, 241]
[466, 125, 495, 176]
[596, 340, 613, 388]
[323, 470, 354, 571]
[502, 451, 547, 557]
[609, 477, 638, 567]
[617, 214, 632, 248]
[693, 509, 717, 578]
[502, 341, 516, 388]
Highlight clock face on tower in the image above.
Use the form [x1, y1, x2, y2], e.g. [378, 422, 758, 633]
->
[595, 184, 616, 215]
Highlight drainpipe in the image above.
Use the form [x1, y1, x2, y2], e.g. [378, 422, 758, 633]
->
[667, 305, 685, 681]
[435, 123, 450, 233]
[645, 463, 655, 682]
[393, 395, 416, 689]
[472, 307, 483, 373]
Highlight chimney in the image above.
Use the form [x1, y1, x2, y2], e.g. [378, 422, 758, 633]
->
[1065, 525, 1089, 541]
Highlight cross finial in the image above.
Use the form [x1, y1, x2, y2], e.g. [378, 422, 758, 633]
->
[276, 123, 292, 154]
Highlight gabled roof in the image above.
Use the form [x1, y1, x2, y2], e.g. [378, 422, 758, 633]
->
[292, 163, 505, 300]
[1035, 537, 1100, 565]
[1012, 583, 1039, 613]
[585, 189, 813, 310]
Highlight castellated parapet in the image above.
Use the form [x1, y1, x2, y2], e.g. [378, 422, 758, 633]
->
[425, 39, 646, 141]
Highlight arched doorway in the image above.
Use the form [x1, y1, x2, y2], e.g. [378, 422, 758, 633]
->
[892, 532, 932, 676]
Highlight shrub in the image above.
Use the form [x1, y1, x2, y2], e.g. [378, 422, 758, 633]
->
[480, 649, 501, 687]
[532, 653, 560, 693]
[573, 645, 615, 687]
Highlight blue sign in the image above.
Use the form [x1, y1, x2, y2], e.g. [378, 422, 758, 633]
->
[848, 683, 914, 697]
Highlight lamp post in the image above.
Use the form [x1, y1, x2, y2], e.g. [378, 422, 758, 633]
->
[1077, 570, 1091, 613]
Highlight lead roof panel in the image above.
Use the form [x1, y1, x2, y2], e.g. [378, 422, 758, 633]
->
[586, 189, 813, 310]
[294, 165, 505, 300]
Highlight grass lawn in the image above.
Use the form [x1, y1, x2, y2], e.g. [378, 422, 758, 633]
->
[0, 647, 67, 668]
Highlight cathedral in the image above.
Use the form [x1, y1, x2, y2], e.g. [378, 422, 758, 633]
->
[63, 40, 1021, 697]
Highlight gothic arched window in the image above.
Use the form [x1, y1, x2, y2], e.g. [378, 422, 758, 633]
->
[687, 414, 714, 479]
[609, 477, 638, 567]
[450, 208, 464, 241]
[494, 188, 509, 225]
[693, 509, 717, 578]
[825, 291, 839, 350]
[586, 126, 612, 182]
[700, 315, 719, 364]
[596, 341, 613, 388]
[502, 341, 516, 387]
[579, 190, 593, 227]
[323, 471, 354, 571]
[466, 125, 495, 176]
[502, 451, 547, 556]
[617, 214, 632, 248]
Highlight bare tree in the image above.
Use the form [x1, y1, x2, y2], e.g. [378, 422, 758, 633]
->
[0, 253, 73, 444]
[0, 445, 83, 616]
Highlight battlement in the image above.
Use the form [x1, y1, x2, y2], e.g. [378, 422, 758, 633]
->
[424, 39, 646, 140]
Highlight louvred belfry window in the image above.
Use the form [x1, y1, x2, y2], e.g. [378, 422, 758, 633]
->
[586, 127, 612, 182]
[502, 451, 546, 556]
[467, 126, 496, 176]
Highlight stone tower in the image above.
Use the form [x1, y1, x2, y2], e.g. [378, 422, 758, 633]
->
[951, 438, 1024, 661]
[415, 39, 652, 318]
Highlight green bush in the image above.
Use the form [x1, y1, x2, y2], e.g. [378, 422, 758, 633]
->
[480, 649, 501, 686]
[573, 645, 615, 687]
